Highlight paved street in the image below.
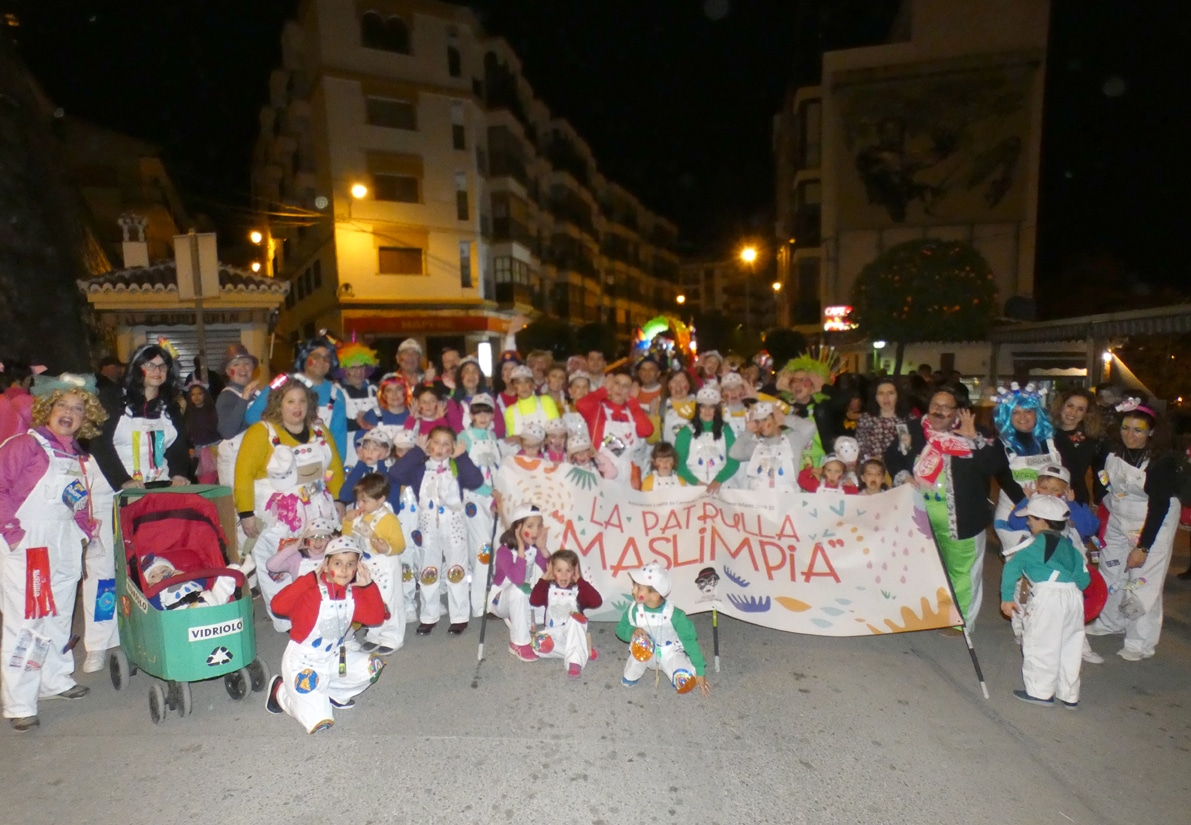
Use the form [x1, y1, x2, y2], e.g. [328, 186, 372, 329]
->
[4, 537, 1190, 825]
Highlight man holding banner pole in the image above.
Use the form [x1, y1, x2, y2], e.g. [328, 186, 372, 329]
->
[884, 387, 1016, 631]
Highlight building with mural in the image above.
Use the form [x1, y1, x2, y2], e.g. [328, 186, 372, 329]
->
[773, 0, 1050, 376]
[252, 0, 681, 371]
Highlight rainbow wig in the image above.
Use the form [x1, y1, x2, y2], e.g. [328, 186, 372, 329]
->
[992, 384, 1054, 453]
[337, 341, 379, 371]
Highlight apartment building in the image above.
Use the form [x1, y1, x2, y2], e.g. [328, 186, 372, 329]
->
[252, 0, 681, 368]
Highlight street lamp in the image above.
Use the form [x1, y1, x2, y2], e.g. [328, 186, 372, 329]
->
[740, 246, 758, 336]
[350, 182, 368, 199]
[676, 294, 686, 305]
[249, 230, 263, 245]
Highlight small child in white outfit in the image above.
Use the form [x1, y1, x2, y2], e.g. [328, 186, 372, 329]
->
[529, 549, 603, 679]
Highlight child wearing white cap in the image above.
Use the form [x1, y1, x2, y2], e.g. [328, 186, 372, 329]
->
[266, 517, 338, 582]
[719, 372, 750, 438]
[999, 495, 1091, 708]
[266, 535, 386, 733]
[338, 425, 395, 510]
[140, 553, 254, 611]
[342, 473, 406, 655]
[728, 401, 816, 493]
[488, 505, 550, 661]
[459, 394, 501, 619]
[615, 562, 710, 696]
[529, 549, 603, 679]
[504, 365, 560, 438]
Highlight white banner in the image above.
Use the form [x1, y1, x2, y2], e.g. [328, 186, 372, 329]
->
[495, 458, 962, 636]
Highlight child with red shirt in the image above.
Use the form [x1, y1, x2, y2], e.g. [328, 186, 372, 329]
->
[265, 536, 386, 734]
[529, 549, 603, 679]
[797, 454, 859, 495]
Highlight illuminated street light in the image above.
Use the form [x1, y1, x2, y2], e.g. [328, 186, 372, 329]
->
[676, 294, 686, 304]
[1101, 350, 1112, 363]
[873, 340, 887, 349]
[740, 246, 757, 264]
[249, 230, 263, 244]
[771, 281, 781, 292]
[250, 261, 262, 273]
[350, 182, 368, 199]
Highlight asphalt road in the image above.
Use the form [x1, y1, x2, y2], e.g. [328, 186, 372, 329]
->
[4, 536, 1189, 825]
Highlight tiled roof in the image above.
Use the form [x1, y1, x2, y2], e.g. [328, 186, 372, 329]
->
[78, 262, 289, 296]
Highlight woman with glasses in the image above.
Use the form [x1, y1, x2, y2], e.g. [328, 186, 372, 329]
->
[87, 342, 191, 673]
[246, 336, 348, 460]
[1086, 397, 1180, 661]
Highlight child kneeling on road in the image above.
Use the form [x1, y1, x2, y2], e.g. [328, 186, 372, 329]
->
[529, 549, 603, 679]
[1000, 495, 1091, 709]
[266, 535, 386, 733]
[616, 562, 710, 696]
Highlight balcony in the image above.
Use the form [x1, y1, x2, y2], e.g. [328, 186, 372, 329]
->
[492, 216, 534, 247]
[489, 151, 528, 187]
[495, 282, 534, 309]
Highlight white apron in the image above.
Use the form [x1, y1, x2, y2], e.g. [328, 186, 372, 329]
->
[622, 602, 696, 691]
[533, 584, 590, 668]
[598, 403, 641, 483]
[993, 440, 1061, 551]
[112, 411, 177, 483]
[685, 431, 728, 486]
[744, 436, 797, 492]
[342, 384, 378, 469]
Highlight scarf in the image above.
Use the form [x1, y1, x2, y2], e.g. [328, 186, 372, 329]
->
[913, 419, 973, 485]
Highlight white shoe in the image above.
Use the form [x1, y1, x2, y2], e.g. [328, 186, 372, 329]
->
[235, 554, 256, 578]
[82, 651, 107, 673]
[1117, 647, 1154, 662]
[1082, 648, 1104, 664]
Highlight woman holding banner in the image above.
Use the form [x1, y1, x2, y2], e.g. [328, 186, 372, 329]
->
[884, 387, 1010, 630]
[0, 374, 107, 731]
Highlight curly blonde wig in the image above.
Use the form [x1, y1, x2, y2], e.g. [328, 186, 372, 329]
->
[260, 377, 321, 428]
[31, 389, 108, 441]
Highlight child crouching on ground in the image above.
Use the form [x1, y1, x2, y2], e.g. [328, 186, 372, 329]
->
[266, 536, 386, 734]
[529, 549, 603, 679]
[999, 495, 1091, 709]
[616, 562, 710, 696]
[489, 505, 549, 661]
[343, 473, 407, 655]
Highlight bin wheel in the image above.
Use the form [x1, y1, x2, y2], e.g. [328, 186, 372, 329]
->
[109, 649, 130, 691]
[248, 658, 268, 692]
[177, 681, 192, 718]
[149, 683, 166, 724]
[224, 669, 249, 701]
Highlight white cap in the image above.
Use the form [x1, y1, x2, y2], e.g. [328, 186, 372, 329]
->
[628, 561, 672, 598]
[544, 418, 567, 434]
[566, 433, 593, 455]
[833, 436, 859, 462]
[720, 372, 745, 388]
[1024, 494, 1070, 522]
[695, 386, 721, 406]
[469, 393, 495, 411]
[520, 423, 546, 444]
[1037, 464, 1071, 484]
[391, 428, 416, 449]
[304, 517, 339, 537]
[360, 427, 393, 448]
[509, 365, 534, 382]
[820, 453, 845, 469]
[568, 370, 592, 386]
[748, 401, 775, 421]
[508, 503, 542, 525]
[324, 535, 364, 557]
[397, 338, 422, 354]
[700, 350, 722, 363]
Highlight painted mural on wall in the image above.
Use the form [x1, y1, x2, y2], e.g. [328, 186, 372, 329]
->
[835, 63, 1037, 227]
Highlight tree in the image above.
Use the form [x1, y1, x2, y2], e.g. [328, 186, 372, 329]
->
[575, 322, 618, 360]
[850, 239, 997, 375]
[517, 316, 575, 361]
[762, 328, 808, 368]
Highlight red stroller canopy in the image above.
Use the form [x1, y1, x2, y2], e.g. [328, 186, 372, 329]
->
[122, 493, 229, 596]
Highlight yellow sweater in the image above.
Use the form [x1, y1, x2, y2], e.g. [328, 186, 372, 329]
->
[233, 421, 345, 514]
[342, 509, 406, 556]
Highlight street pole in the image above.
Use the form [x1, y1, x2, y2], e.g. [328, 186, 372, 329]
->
[188, 229, 208, 380]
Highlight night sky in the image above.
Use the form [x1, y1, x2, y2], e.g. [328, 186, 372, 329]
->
[6, 0, 1187, 297]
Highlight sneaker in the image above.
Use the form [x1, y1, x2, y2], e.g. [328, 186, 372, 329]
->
[1117, 647, 1154, 661]
[265, 676, 283, 714]
[309, 719, 335, 734]
[508, 642, 538, 663]
[359, 640, 379, 653]
[46, 684, 89, 701]
[567, 663, 582, 680]
[9, 716, 39, 732]
[1058, 699, 1079, 710]
[330, 697, 355, 709]
[82, 651, 107, 673]
[375, 646, 398, 656]
[415, 623, 436, 636]
[1013, 689, 1054, 707]
[447, 622, 468, 635]
[589, 647, 599, 662]
[1082, 648, 1105, 664]
[621, 676, 639, 688]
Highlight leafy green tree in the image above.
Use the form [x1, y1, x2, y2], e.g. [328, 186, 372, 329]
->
[850, 239, 997, 375]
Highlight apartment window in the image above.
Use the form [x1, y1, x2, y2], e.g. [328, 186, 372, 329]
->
[459, 241, 472, 288]
[373, 173, 419, 203]
[302, 267, 314, 296]
[360, 12, 410, 55]
[378, 246, 423, 275]
[295, 271, 306, 301]
[450, 102, 466, 149]
[494, 256, 529, 285]
[454, 172, 469, 220]
[366, 96, 416, 130]
[447, 45, 462, 77]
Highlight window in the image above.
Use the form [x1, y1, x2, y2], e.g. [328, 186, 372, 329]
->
[302, 267, 314, 296]
[447, 45, 461, 77]
[459, 241, 472, 288]
[373, 173, 419, 203]
[379, 246, 423, 275]
[454, 172, 468, 220]
[360, 12, 410, 54]
[295, 271, 307, 300]
[494, 256, 529, 285]
[450, 102, 465, 149]
[366, 96, 416, 130]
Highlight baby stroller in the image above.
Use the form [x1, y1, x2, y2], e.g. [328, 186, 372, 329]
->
[107, 486, 267, 723]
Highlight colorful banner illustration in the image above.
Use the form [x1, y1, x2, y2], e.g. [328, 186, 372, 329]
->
[494, 457, 962, 636]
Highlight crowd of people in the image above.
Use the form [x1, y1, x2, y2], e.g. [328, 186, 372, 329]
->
[1, 335, 1188, 731]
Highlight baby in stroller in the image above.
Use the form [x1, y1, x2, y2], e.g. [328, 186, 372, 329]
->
[141, 554, 254, 610]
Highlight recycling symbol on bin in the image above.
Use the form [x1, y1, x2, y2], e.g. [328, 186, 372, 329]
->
[207, 646, 233, 667]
